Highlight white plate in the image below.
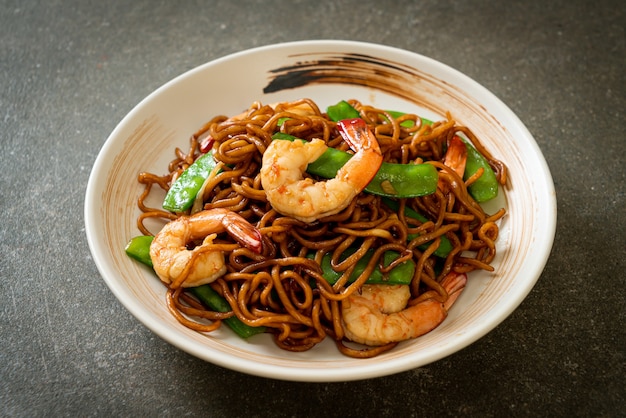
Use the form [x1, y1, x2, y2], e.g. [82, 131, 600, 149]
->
[85, 40, 556, 382]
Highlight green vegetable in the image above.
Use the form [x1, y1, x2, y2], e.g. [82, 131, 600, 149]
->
[362, 160, 438, 198]
[460, 137, 499, 202]
[383, 110, 432, 128]
[162, 151, 217, 212]
[190, 285, 266, 338]
[124, 234, 264, 339]
[271, 133, 438, 198]
[125, 235, 154, 267]
[381, 198, 453, 258]
[326, 101, 430, 129]
[326, 101, 433, 129]
[326, 100, 360, 121]
[313, 249, 414, 285]
[375, 108, 500, 202]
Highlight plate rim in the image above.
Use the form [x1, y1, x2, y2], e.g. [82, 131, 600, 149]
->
[85, 39, 557, 382]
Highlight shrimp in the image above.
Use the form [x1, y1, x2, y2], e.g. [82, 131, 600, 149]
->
[149, 208, 263, 288]
[260, 118, 383, 223]
[341, 272, 467, 346]
[437, 135, 468, 194]
[442, 135, 467, 178]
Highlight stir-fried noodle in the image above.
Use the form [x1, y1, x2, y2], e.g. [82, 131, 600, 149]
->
[135, 99, 507, 358]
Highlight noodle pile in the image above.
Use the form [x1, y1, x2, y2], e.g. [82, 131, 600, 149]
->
[135, 98, 507, 358]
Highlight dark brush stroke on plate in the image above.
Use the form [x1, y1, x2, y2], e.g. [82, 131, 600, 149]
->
[262, 52, 447, 115]
[263, 53, 411, 93]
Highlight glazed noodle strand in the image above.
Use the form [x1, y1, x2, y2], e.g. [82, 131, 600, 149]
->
[134, 99, 507, 358]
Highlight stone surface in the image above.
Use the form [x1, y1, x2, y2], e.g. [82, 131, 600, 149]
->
[1, 0, 624, 416]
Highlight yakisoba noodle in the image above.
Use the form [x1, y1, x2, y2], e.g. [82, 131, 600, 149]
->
[135, 98, 507, 358]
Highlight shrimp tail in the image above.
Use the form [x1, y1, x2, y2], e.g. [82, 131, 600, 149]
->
[336, 118, 383, 191]
[441, 271, 467, 311]
[221, 211, 263, 254]
[442, 135, 467, 178]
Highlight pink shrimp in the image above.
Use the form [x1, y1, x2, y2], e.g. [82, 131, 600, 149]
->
[149, 208, 262, 288]
[341, 272, 467, 346]
[260, 118, 383, 223]
[442, 135, 468, 178]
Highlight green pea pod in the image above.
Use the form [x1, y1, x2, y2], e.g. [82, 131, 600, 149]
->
[380, 110, 499, 202]
[124, 234, 264, 339]
[190, 285, 266, 338]
[326, 100, 360, 121]
[460, 137, 499, 202]
[382, 198, 453, 258]
[271, 133, 438, 198]
[384, 110, 433, 128]
[362, 160, 437, 198]
[125, 235, 154, 267]
[312, 249, 414, 285]
[326, 101, 431, 129]
[162, 151, 217, 212]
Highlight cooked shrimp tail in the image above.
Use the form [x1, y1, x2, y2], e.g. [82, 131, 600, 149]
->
[441, 270, 466, 310]
[442, 135, 467, 178]
[150, 208, 262, 288]
[219, 211, 263, 254]
[336, 118, 383, 191]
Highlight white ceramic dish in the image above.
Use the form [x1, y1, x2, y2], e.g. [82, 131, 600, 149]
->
[85, 40, 556, 382]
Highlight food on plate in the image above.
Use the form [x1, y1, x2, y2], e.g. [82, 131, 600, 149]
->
[125, 98, 507, 358]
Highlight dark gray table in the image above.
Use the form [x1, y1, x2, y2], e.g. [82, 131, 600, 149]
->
[2, 0, 624, 416]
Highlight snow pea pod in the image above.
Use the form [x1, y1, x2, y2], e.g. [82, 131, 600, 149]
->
[326, 100, 432, 128]
[124, 234, 264, 339]
[382, 110, 432, 128]
[124, 235, 155, 267]
[382, 108, 500, 202]
[190, 285, 266, 338]
[313, 249, 415, 286]
[326, 100, 360, 121]
[271, 133, 438, 198]
[382, 198, 453, 258]
[162, 151, 217, 213]
[459, 136, 499, 202]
